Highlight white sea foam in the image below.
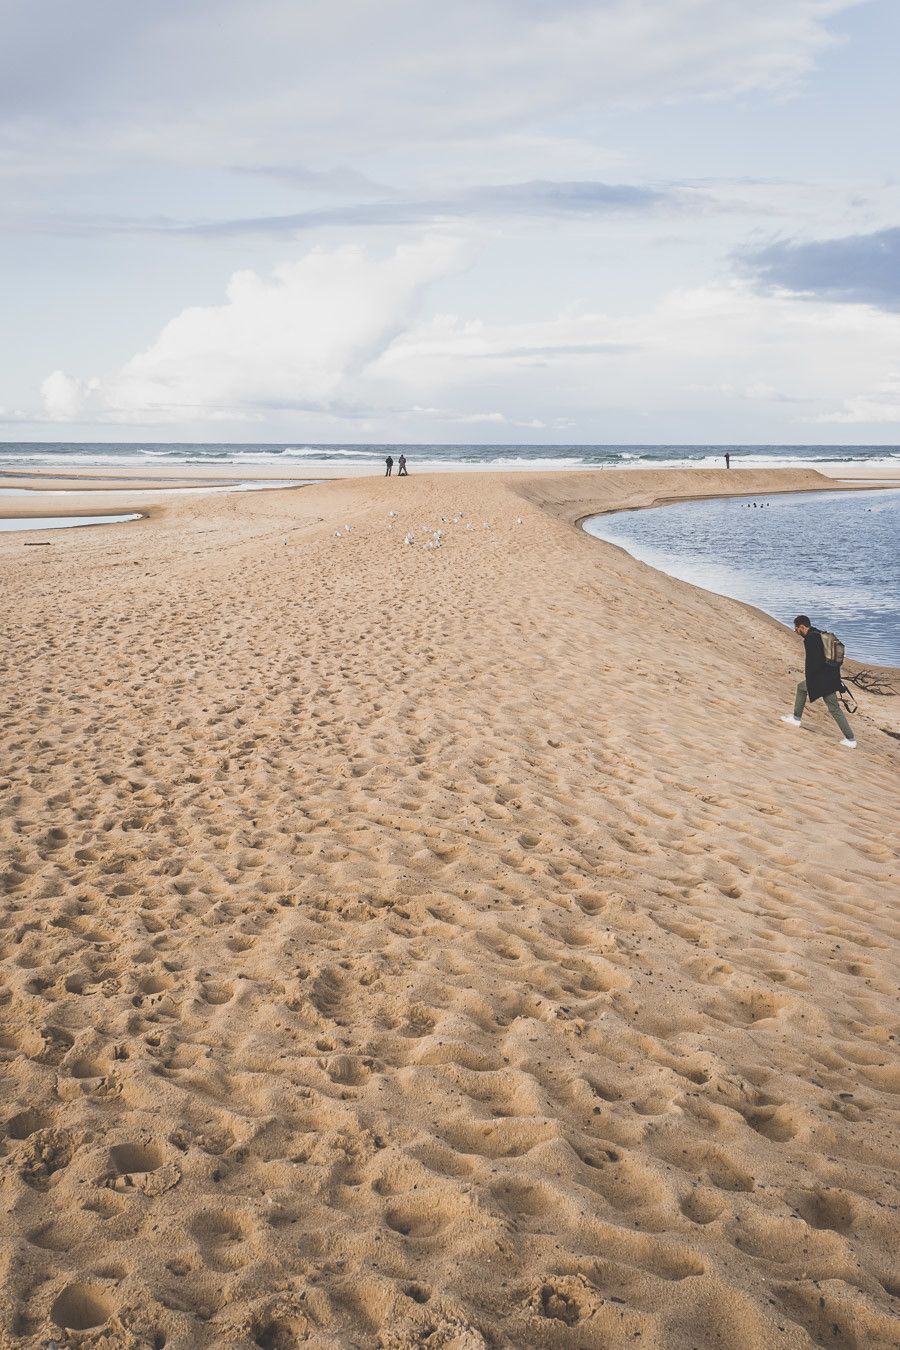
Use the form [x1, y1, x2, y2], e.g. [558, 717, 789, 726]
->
[1, 443, 898, 475]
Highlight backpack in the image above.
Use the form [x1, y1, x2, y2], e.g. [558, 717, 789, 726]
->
[821, 630, 845, 667]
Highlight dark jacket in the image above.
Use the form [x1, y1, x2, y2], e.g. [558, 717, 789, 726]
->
[804, 626, 843, 702]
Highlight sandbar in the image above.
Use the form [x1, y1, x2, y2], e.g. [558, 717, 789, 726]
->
[1, 467, 897, 1349]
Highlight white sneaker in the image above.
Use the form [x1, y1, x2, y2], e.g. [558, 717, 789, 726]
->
[780, 716, 802, 727]
[840, 738, 857, 748]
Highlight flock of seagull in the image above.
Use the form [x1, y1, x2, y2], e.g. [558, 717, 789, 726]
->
[392, 510, 524, 550]
[323, 509, 524, 550]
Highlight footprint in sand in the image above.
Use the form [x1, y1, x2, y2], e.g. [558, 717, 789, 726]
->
[684, 955, 734, 986]
[69, 1054, 108, 1080]
[251, 1312, 311, 1349]
[795, 1188, 857, 1234]
[384, 1198, 451, 1241]
[738, 1101, 801, 1143]
[20, 1128, 76, 1190]
[6, 1107, 53, 1139]
[189, 1209, 251, 1271]
[51, 1283, 114, 1334]
[199, 980, 234, 1005]
[440, 1117, 555, 1160]
[109, 1141, 165, 1176]
[679, 1186, 725, 1225]
[715, 987, 795, 1026]
[27, 1219, 76, 1252]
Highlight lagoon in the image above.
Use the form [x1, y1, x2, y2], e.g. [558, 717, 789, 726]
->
[0, 513, 141, 533]
[583, 488, 900, 667]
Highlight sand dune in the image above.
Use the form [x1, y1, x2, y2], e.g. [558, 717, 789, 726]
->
[1, 469, 898, 1349]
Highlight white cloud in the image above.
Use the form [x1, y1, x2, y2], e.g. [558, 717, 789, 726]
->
[373, 308, 637, 371]
[45, 238, 467, 424]
[687, 380, 809, 403]
[41, 370, 89, 420]
[809, 373, 900, 424]
[5, 1, 895, 447]
[368, 278, 900, 434]
[36, 250, 900, 440]
[1, 1, 861, 176]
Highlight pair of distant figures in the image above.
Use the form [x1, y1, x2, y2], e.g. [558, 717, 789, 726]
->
[385, 455, 407, 477]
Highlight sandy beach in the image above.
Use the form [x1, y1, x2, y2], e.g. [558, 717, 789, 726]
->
[1, 467, 898, 1350]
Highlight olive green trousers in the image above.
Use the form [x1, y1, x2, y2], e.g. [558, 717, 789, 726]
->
[793, 681, 854, 739]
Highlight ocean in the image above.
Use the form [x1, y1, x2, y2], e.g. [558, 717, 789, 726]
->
[0, 441, 899, 472]
[583, 488, 900, 667]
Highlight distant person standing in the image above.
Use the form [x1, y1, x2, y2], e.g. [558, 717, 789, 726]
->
[781, 615, 856, 747]
[385, 455, 394, 477]
[725, 452, 731, 469]
[397, 454, 408, 476]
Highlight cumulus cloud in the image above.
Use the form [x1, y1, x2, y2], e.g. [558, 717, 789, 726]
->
[42, 238, 467, 423]
[40, 253, 900, 437]
[41, 370, 91, 421]
[367, 277, 900, 436]
[739, 225, 900, 311]
[7, 1, 893, 444]
[373, 310, 638, 373]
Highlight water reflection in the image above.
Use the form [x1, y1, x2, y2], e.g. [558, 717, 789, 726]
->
[0, 513, 141, 533]
[0, 480, 309, 499]
[583, 489, 900, 666]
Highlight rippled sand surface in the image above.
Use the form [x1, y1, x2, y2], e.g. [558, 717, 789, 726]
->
[1, 468, 898, 1350]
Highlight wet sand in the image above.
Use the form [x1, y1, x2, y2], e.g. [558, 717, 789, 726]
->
[1, 468, 898, 1349]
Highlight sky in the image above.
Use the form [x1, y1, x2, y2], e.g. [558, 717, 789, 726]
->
[2, 0, 899, 445]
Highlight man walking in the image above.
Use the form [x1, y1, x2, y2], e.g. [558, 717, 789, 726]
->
[781, 615, 856, 747]
[385, 454, 393, 477]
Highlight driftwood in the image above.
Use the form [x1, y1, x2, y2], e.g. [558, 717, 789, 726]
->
[846, 669, 897, 696]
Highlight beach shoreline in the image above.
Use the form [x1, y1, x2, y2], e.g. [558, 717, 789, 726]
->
[578, 484, 900, 676]
[4, 465, 897, 681]
[0, 459, 898, 520]
[1, 467, 897, 1348]
[0, 457, 898, 492]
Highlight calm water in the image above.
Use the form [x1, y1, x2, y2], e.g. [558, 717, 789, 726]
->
[0, 480, 308, 499]
[0, 513, 141, 533]
[583, 489, 900, 666]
